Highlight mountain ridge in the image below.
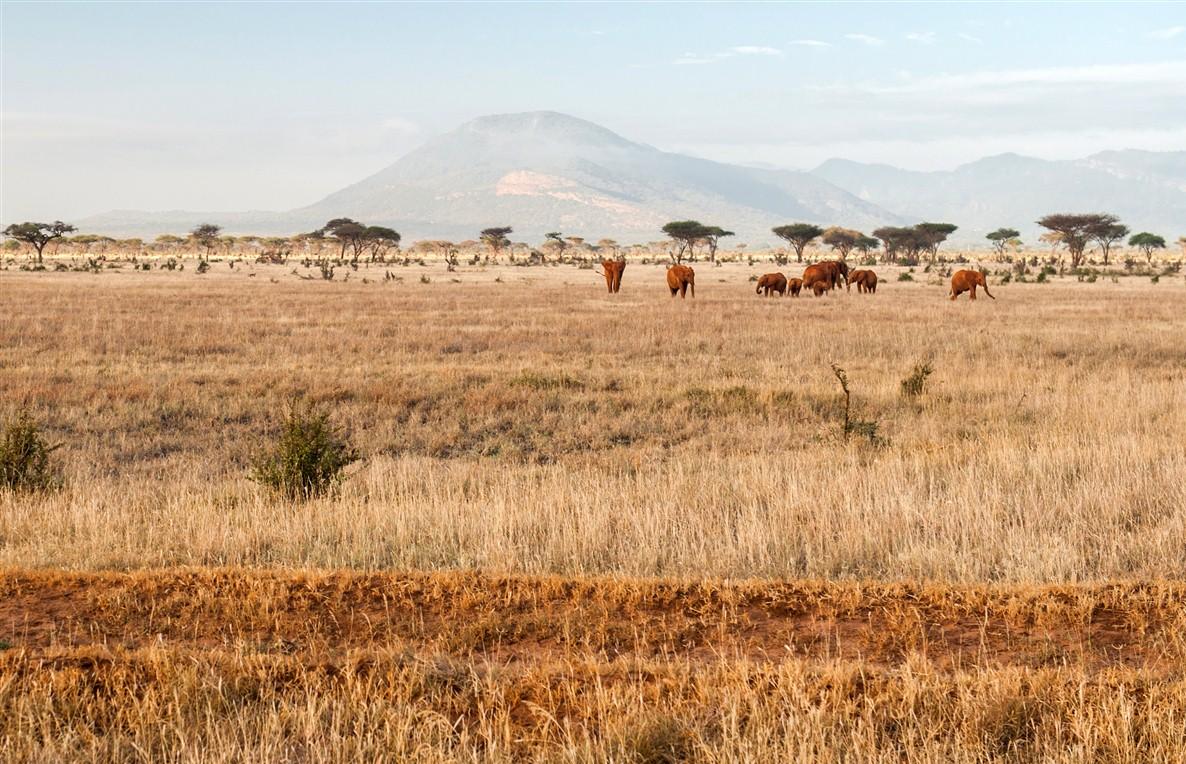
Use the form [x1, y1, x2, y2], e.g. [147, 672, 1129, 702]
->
[74, 112, 1186, 244]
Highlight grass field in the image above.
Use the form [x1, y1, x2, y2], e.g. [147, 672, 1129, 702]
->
[3, 258, 1186, 760]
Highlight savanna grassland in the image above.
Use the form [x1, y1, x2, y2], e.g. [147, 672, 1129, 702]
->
[3, 257, 1186, 761]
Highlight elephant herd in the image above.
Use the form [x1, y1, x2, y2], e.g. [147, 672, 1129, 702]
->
[598, 258, 993, 301]
[756, 261, 877, 297]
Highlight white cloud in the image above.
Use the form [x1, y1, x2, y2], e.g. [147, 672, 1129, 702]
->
[789, 39, 830, 47]
[905, 32, 935, 44]
[728, 45, 783, 56]
[381, 117, 421, 135]
[869, 60, 1186, 92]
[673, 45, 784, 64]
[1150, 25, 1185, 39]
[845, 33, 884, 46]
[958, 32, 984, 45]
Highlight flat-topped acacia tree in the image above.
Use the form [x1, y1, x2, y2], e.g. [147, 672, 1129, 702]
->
[771, 223, 823, 264]
[189, 223, 221, 262]
[1037, 213, 1120, 269]
[915, 222, 958, 264]
[480, 227, 513, 258]
[822, 227, 862, 261]
[2, 221, 77, 263]
[986, 228, 1021, 258]
[1128, 232, 1165, 265]
[1091, 221, 1129, 266]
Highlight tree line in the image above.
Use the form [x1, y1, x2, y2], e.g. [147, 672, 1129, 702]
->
[3, 214, 1180, 268]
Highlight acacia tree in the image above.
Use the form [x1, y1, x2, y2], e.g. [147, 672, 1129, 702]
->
[821, 227, 862, 261]
[855, 235, 880, 259]
[661, 220, 706, 263]
[771, 223, 823, 264]
[364, 226, 401, 261]
[480, 226, 513, 258]
[319, 218, 368, 260]
[1090, 219, 1128, 266]
[1128, 232, 1165, 265]
[189, 223, 222, 262]
[700, 226, 734, 264]
[873, 226, 925, 264]
[3, 221, 77, 263]
[1036, 213, 1117, 269]
[914, 222, 958, 264]
[544, 232, 567, 261]
[986, 227, 1021, 258]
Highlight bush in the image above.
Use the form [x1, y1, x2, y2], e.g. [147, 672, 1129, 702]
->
[897, 272, 914, 282]
[0, 414, 63, 492]
[900, 361, 934, 398]
[250, 403, 359, 500]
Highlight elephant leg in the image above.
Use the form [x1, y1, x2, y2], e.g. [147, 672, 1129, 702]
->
[970, 285, 977, 300]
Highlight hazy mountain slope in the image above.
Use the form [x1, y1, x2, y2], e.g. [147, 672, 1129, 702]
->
[812, 150, 1186, 240]
[295, 111, 903, 242]
[78, 111, 903, 242]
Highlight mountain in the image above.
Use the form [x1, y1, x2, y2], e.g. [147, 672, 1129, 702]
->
[76, 114, 1185, 244]
[811, 150, 1186, 240]
[78, 111, 904, 243]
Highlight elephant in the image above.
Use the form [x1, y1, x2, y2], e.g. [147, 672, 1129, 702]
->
[950, 269, 994, 300]
[667, 264, 696, 298]
[600, 259, 625, 293]
[755, 272, 787, 296]
[802, 260, 849, 295]
[849, 269, 878, 294]
[787, 278, 803, 297]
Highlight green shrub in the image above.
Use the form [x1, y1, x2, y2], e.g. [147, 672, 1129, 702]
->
[897, 272, 914, 282]
[250, 403, 359, 500]
[0, 414, 63, 492]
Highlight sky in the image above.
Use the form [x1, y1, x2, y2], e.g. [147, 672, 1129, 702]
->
[2, 1, 1185, 222]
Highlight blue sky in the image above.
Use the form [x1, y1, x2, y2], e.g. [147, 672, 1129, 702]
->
[3, 1, 1184, 220]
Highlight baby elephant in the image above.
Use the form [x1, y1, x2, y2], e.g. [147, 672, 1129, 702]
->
[950, 269, 994, 300]
[667, 264, 696, 298]
[787, 278, 803, 297]
[849, 269, 878, 294]
[755, 272, 787, 296]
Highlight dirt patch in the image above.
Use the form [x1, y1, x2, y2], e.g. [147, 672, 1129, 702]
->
[2, 569, 1182, 674]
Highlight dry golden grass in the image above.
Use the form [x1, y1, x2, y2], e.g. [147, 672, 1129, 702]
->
[3, 258, 1186, 760]
[2, 260, 1185, 580]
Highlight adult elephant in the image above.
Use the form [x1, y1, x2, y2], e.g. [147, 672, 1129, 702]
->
[755, 272, 787, 297]
[849, 269, 878, 294]
[667, 264, 695, 298]
[600, 259, 625, 293]
[950, 269, 994, 300]
[802, 260, 849, 295]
